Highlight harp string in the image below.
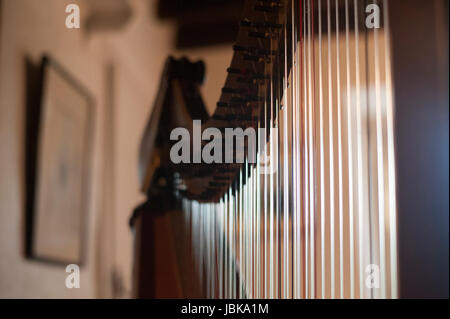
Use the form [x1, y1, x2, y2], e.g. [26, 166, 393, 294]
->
[383, 0, 398, 299]
[344, 0, 355, 299]
[354, 0, 365, 299]
[318, 0, 326, 300]
[333, 0, 345, 300]
[283, 0, 289, 299]
[373, 0, 386, 299]
[302, 0, 309, 299]
[292, 0, 297, 299]
[326, 0, 336, 300]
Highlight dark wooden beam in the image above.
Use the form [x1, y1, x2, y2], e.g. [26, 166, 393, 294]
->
[390, 0, 449, 299]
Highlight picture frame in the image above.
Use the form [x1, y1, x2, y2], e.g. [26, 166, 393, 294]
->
[25, 55, 94, 265]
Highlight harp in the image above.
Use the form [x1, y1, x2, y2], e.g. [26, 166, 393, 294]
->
[131, 0, 449, 299]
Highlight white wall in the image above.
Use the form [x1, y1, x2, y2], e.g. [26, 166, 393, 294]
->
[0, 0, 232, 298]
[0, 0, 105, 298]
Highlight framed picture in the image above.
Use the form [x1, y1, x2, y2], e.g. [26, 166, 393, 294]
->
[26, 56, 94, 265]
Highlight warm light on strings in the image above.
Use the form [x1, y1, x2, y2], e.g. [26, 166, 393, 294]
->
[179, 0, 398, 299]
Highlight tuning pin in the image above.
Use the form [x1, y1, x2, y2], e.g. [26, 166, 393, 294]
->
[232, 45, 273, 63]
[230, 97, 247, 104]
[233, 44, 275, 56]
[231, 95, 264, 103]
[248, 31, 277, 39]
[228, 67, 269, 83]
[240, 20, 282, 29]
[227, 67, 243, 74]
[240, 115, 258, 121]
[222, 87, 247, 94]
[236, 76, 266, 84]
[232, 44, 246, 52]
[216, 101, 247, 109]
[243, 54, 270, 63]
[254, 1, 282, 13]
[213, 114, 240, 121]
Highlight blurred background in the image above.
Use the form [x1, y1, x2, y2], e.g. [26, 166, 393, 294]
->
[0, 0, 241, 298]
